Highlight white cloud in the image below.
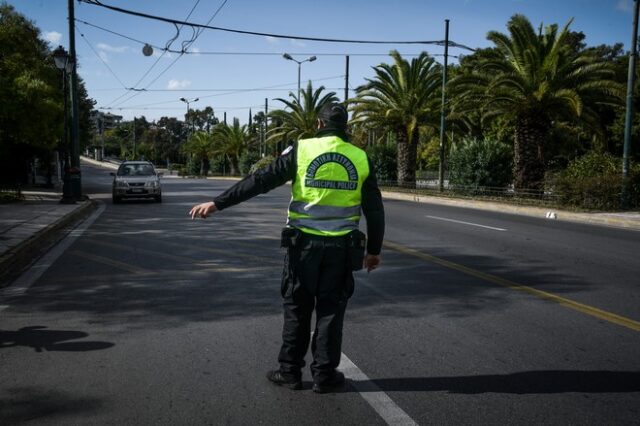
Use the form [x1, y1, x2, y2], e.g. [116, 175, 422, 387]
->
[290, 38, 306, 48]
[617, 0, 633, 12]
[97, 43, 129, 53]
[153, 50, 173, 59]
[98, 51, 109, 64]
[167, 79, 191, 90]
[265, 36, 279, 45]
[43, 31, 62, 45]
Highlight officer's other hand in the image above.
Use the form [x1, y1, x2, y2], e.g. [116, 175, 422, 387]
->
[189, 201, 217, 219]
[364, 254, 380, 272]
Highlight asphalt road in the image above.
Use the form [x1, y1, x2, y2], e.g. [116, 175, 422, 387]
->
[1, 163, 639, 425]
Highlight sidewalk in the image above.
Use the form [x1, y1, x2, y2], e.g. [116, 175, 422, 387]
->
[0, 188, 94, 287]
[1, 161, 639, 288]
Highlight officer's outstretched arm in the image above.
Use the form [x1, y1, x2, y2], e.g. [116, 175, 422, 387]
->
[189, 201, 218, 219]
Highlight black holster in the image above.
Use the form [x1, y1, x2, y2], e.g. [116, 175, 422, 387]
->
[346, 230, 366, 271]
[281, 227, 301, 248]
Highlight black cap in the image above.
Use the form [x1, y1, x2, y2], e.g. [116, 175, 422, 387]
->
[318, 103, 348, 128]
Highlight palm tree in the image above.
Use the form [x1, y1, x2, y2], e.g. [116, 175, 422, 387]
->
[450, 14, 622, 191]
[351, 50, 442, 187]
[211, 119, 249, 175]
[182, 131, 213, 175]
[268, 81, 339, 145]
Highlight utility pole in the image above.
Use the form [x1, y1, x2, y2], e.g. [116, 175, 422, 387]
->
[344, 55, 350, 103]
[438, 19, 450, 192]
[68, 0, 81, 199]
[622, 0, 639, 209]
[132, 117, 136, 160]
[264, 98, 268, 157]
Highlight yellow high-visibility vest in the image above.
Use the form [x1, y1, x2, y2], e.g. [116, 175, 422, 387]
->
[288, 135, 369, 236]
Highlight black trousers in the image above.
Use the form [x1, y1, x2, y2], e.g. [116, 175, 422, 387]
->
[278, 234, 354, 383]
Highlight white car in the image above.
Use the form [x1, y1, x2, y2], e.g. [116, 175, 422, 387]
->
[111, 161, 162, 203]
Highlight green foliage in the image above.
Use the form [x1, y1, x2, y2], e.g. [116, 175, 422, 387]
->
[0, 3, 95, 183]
[448, 137, 513, 188]
[268, 82, 339, 144]
[552, 152, 640, 210]
[239, 150, 261, 175]
[449, 14, 623, 191]
[366, 143, 397, 182]
[351, 50, 442, 186]
[249, 155, 276, 174]
[211, 119, 249, 175]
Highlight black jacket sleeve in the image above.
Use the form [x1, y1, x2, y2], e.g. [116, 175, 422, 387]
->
[212, 146, 296, 211]
[361, 159, 385, 255]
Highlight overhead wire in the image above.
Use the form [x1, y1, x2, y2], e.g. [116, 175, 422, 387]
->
[76, 20, 461, 59]
[78, 31, 128, 89]
[78, 0, 476, 51]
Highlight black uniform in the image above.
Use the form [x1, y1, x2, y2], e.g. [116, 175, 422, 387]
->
[212, 127, 385, 385]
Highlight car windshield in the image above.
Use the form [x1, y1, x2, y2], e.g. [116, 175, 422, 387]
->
[117, 164, 155, 176]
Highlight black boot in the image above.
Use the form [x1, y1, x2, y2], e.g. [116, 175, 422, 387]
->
[312, 371, 345, 394]
[266, 370, 302, 390]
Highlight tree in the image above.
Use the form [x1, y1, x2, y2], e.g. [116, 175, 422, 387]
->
[0, 3, 62, 183]
[450, 14, 623, 192]
[0, 3, 95, 184]
[268, 82, 339, 145]
[211, 119, 249, 175]
[182, 131, 213, 175]
[351, 50, 442, 187]
[186, 106, 218, 132]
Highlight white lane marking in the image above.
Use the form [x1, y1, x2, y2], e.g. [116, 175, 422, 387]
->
[0, 201, 106, 302]
[340, 352, 418, 426]
[426, 215, 507, 232]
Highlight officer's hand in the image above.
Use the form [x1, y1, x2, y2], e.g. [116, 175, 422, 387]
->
[189, 201, 217, 219]
[364, 254, 380, 273]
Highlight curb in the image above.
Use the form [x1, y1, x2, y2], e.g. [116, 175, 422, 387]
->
[0, 199, 97, 288]
[382, 191, 640, 231]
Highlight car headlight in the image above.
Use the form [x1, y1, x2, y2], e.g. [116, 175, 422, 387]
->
[145, 180, 159, 188]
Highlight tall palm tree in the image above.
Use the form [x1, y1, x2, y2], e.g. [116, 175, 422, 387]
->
[182, 131, 213, 175]
[268, 82, 339, 145]
[211, 119, 248, 175]
[351, 50, 442, 187]
[450, 14, 622, 191]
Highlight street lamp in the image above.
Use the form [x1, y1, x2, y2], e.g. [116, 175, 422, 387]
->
[180, 97, 199, 135]
[53, 45, 75, 204]
[282, 53, 317, 99]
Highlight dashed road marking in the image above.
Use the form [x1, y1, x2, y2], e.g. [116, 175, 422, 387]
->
[426, 215, 507, 231]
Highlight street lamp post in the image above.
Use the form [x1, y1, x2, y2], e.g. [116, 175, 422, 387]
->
[53, 45, 75, 204]
[180, 97, 200, 136]
[282, 53, 317, 99]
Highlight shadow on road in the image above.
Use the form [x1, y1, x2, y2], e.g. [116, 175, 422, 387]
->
[0, 326, 115, 352]
[0, 387, 103, 425]
[349, 370, 640, 394]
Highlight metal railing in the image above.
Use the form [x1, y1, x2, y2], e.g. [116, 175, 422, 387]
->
[378, 180, 560, 208]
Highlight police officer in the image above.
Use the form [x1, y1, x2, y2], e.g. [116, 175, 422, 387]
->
[189, 103, 385, 393]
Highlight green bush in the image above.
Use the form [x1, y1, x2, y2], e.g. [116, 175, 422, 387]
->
[367, 144, 397, 182]
[448, 137, 513, 189]
[249, 155, 276, 174]
[240, 151, 261, 175]
[552, 152, 640, 210]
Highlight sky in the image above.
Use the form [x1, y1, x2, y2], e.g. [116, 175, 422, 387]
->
[10, 0, 638, 124]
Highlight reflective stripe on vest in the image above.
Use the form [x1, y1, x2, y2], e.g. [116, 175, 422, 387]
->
[287, 135, 369, 236]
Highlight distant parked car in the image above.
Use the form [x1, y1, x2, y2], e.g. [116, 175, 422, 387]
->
[111, 161, 162, 203]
